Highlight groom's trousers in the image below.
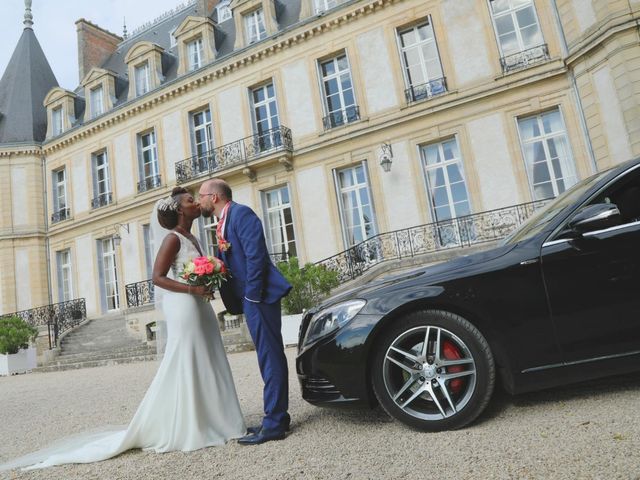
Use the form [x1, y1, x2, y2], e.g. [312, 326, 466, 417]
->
[243, 299, 289, 432]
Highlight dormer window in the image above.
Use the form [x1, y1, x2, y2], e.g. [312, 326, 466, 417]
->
[217, 1, 232, 22]
[187, 37, 204, 71]
[52, 106, 63, 136]
[44, 87, 77, 138]
[90, 85, 104, 118]
[244, 8, 266, 44]
[135, 62, 151, 96]
[125, 42, 165, 99]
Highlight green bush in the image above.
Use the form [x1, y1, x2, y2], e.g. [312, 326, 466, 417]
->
[278, 257, 340, 314]
[0, 316, 38, 355]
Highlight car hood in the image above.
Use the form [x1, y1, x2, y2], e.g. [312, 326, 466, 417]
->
[314, 243, 517, 310]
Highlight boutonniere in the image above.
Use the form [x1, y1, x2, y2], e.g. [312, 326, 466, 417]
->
[218, 239, 232, 252]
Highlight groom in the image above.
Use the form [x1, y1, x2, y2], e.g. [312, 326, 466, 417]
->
[198, 178, 292, 445]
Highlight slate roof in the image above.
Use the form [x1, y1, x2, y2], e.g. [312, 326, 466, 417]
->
[0, 27, 58, 144]
[79, 0, 303, 121]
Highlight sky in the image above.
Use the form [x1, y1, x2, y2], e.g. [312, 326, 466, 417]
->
[0, 0, 192, 90]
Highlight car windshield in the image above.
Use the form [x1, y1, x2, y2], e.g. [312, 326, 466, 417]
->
[502, 169, 612, 245]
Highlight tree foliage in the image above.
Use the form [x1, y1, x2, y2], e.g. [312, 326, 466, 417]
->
[0, 316, 38, 355]
[277, 258, 340, 314]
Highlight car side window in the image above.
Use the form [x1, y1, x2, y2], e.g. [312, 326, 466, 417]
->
[590, 169, 640, 225]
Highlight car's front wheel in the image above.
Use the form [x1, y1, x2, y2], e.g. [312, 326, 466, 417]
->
[371, 310, 495, 431]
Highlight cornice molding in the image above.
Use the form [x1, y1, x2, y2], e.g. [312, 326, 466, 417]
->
[0, 144, 43, 157]
[565, 13, 640, 66]
[43, 0, 397, 154]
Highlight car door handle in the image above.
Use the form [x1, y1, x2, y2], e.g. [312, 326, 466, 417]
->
[520, 259, 539, 265]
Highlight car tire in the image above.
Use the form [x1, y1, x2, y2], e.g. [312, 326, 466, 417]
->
[371, 309, 495, 431]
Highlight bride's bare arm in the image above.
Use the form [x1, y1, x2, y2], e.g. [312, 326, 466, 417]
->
[152, 234, 209, 296]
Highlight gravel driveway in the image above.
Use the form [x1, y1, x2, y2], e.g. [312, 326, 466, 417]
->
[1, 348, 639, 479]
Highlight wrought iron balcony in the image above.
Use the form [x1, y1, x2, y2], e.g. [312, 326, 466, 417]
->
[51, 207, 70, 224]
[91, 192, 113, 209]
[500, 44, 549, 73]
[269, 251, 291, 263]
[0, 298, 86, 349]
[125, 279, 155, 308]
[405, 77, 447, 103]
[315, 199, 550, 283]
[322, 106, 361, 130]
[175, 125, 293, 185]
[137, 174, 162, 193]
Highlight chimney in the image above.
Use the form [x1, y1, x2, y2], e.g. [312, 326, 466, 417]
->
[196, 0, 221, 17]
[75, 19, 122, 84]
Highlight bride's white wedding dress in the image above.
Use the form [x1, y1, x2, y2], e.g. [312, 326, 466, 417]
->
[1, 230, 246, 471]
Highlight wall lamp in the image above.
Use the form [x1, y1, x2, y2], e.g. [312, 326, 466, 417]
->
[380, 142, 393, 173]
[113, 223, 130, 246]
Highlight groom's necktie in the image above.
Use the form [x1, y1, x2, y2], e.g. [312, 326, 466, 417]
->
[216, 202, 231, 246]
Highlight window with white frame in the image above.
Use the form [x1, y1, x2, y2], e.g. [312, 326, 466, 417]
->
[56, 249, 73, 302]
[92, 150, 111, 208]
[137, 130, 160, 191]
[263, 186, 296, 261]
[187, 37, 204, 71]
[319, 53, 359, 129]
[217, 0, 232, 22]
[334, 162, 376, 247]
[489, 0, 544, 58]
[99, 237, 120, 311]
[244, 8, 266, 44]
[420, 138, 471, 222]
[315, 0, 340, 14]
[52, 168, 67, 214]
[198, 216, 218, 256]
[191, 108, 213, 157]
[142, 224, 155, 279]
[251, 82, 281, 151]
[135, 62, 151, 96]
[52, 106, 63, 136]
[517, 109, 578, 200]
[90, 85, 104, 118]
[397, 19, 446, 102]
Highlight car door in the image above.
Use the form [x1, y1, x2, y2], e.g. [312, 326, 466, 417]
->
[540, 167, 640, 363]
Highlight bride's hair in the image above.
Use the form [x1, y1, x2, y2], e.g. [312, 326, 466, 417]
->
[157, 187, 189, 229]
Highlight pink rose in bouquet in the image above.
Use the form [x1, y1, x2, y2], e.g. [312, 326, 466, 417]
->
[179, 256, 229, 299]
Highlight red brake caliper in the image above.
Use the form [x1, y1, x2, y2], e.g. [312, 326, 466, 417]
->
[442, 340, 464, 394]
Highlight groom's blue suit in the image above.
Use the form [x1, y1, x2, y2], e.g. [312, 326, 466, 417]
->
[218, 201, 292, 432]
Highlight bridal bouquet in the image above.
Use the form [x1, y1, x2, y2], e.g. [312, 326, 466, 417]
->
[180, 256, 228, 299]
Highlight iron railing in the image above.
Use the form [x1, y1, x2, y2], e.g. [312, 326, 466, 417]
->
[501, 44, 549, 73]
[405, 77, 447, 103]
[137, 174, 162, 193]
[125, 279, 155, 308]
[124, 200, 551, 301]
[322, 105, 360, 130]
[91, 192, 113, 209]
[316, 199, 550, 283]
[51, 207, 70, 224]
[175, 126, 293, 184]
[0, 298, 87, 349]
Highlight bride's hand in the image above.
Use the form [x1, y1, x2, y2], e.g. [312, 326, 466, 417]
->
[191, 285, 211, 297]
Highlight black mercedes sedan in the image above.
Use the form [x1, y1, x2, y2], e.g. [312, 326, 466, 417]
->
[296, 158, 640, 431]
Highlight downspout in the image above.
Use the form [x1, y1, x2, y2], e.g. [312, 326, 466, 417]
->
[42, 153, 53, 306]
[550, 0, 599, 174]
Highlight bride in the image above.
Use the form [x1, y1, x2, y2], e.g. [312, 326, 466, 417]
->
[1, 187, 246, 471]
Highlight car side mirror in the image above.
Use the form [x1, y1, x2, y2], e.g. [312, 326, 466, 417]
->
[568, 203, 622, 235]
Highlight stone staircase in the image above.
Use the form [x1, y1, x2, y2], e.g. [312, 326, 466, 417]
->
[34, 315, 157, 373]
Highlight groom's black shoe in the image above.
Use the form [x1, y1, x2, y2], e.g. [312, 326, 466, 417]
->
[246, 415, 291, 435]
[238, 428, 286, 446]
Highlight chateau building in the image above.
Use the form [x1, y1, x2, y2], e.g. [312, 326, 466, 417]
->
[1, 0, 639, 319]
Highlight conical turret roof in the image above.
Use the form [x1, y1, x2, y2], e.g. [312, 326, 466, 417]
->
[0, 24, 58, 144]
